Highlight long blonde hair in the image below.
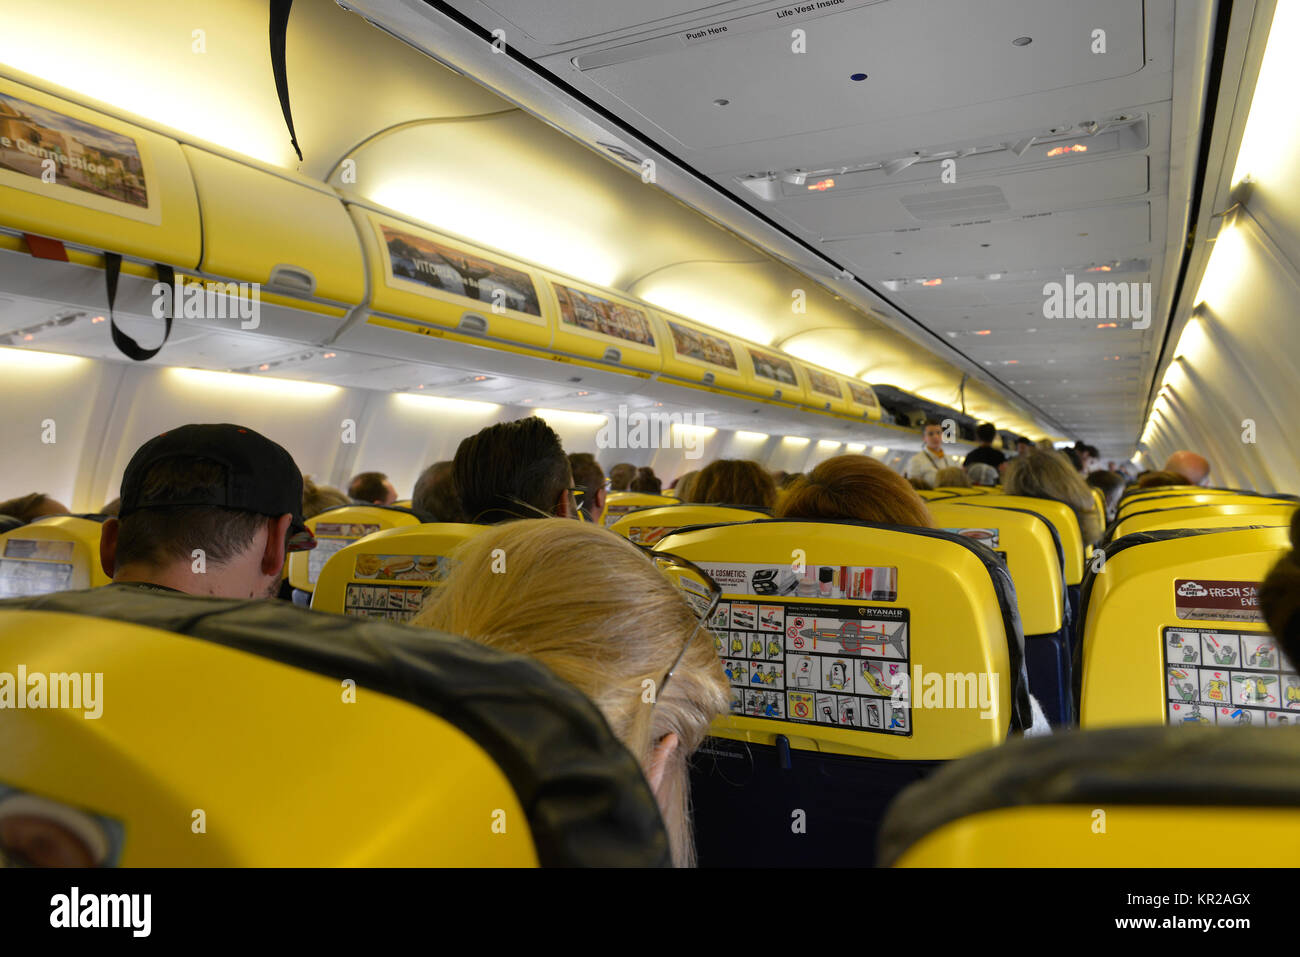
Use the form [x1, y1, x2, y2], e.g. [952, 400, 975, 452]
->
[412, 519, 728, 866]
[1004, 450, 1104, 545]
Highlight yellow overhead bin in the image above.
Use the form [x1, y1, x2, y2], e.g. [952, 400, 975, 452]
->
[0, 78, 199, 268]
[843, 377, 884, 422]
[800, 362, 850, 415]
[656, 310, 751, 396]
[744, 343, 808, 406]
[542, 273, 664, 376]
[181, 146, 364, 312]
[351, 206, 553, 354]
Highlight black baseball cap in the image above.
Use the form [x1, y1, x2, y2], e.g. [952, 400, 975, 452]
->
[119, 424, 316, 551]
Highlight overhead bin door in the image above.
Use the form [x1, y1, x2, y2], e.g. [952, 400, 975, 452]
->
[744, 343, 807, 406]
[801, 363, 849, 416]
[655, 310, 750, 396]
[843, 378, 883, 423]
[0, 79, 200, 268]
[351, 206, 553, 354]
[544, 275, 664, 375]
[181, 146, 364, 314]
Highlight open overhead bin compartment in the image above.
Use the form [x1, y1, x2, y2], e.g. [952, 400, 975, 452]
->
[542, 274, 664, 377]
[181, 146, 364, 319]
[349, 206, 554, 357]
[655, 309, 750, 397]
[0, 78, 200, 269]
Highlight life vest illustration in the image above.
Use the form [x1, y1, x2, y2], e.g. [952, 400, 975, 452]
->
[1232, 673, 1277, 704]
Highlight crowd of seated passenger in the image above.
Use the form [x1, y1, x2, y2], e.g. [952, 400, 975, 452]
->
[5, 408, 1282, 867]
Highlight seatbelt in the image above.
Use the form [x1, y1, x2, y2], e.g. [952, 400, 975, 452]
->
[103, 252, 176, 361]
[269, 0, 303, 162]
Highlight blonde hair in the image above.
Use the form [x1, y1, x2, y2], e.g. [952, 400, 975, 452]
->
[1004, 451, 1104, 545]
[934, 467, 969, 488]
[302, 476, 349, 518]
[412, 519, 728, 865]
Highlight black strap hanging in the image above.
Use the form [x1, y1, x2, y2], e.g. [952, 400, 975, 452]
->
[269, 0, 303, 162]
[104, 252, 176, 361]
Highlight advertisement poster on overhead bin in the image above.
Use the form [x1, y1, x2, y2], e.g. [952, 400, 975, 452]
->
[553, 282, 656, 349]
[1173, 579, 1264, 623]
[749, 347, 798, 386]
[847, 380, 879, 408]
[380, 224, 542, 317]
[666, 319, 738, 371]
[806, 366, 841, 398]
[0, 89, 157, 223]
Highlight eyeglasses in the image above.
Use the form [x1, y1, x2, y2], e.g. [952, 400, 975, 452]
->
[632, 543, 722, 701]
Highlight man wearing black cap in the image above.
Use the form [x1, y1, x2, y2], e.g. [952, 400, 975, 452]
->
[99, 424, 315, 599]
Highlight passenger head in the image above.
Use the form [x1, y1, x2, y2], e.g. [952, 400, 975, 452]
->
[671, 470, 699, 501]
[568, 452, 606, 524]
[1135, 470, 1190, 490]
[413, 519, 728, 866]
[0, 493, 69, 523]
[347, 471, 397, 505]
[1164, 450, 1211, 486]
[1015, 438, 1033, 458]
[629, 467, 662, 495]
[684, 460, 777, 508]
[608, 463, 637, 492]
[1003, 450, 1103, 545]
[921, 418, 945, 452]
[775, 455, 933, 527]
[966, 463, 999, 487]
[100, 424, 313, 598]
[1261, 510, 1300, 669]
[1086, 470, 1126, 521]
[934, 467, 969, 488]
[453, 416, 575, 523]
[1060, 446, 1084, 473]
[975, 422, 997, 445]
[301, 476, 350, 519]
[411, 460, 466, 523]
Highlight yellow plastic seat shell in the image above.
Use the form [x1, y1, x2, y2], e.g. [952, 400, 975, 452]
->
[0, 516, 110, 596]
[1112, 501, 1297, 539]
[608, 504, 768, 545]
[287, 504, 421, 594]
[950, 495, 1085, 586]
[0, 610, 535, 866]
[311, 522, 485, 617]
[928, 501, 1063, 636]
[896, 805, 1300, 866]
[1078, 526, 1290, 728]
[600, 491, 677, 526]
[655, 519, 1025, 760]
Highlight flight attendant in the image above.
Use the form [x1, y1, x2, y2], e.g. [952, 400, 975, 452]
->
[904, 419, 963, 490]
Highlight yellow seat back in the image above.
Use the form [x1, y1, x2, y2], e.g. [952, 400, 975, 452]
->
[881, 726, 1300, 866]
[1116, 489, 1290, 521]
[1112, 501, 1297, 540]
[0, 598, 670, 866]
[1078, 526, 1291, 729]
[0, 516, 109, 597]
[287, 504, 421, 594]
[608, 504, 768, 545]
[656, 519, 1031, 757]
[932, 486, 984, 496]
[311, 523, 485, 619]
[927, 502, 1063, 637]
[599, 491, 677, 527]
[961, 495, 1085, 586]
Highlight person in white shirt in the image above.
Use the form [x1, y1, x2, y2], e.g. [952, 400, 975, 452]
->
[904, 420, 964, 489]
